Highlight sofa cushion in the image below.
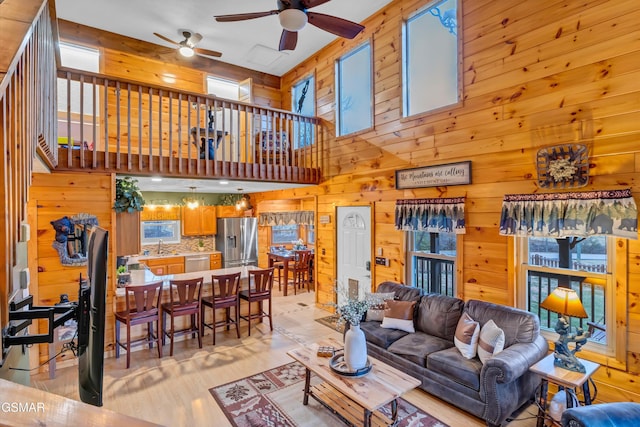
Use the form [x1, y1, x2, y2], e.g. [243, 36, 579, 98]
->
[360, 320, 409, 349]
[376, 282, 423, 302]
[454, 312, 480, 359]
[415, 293, 465, 340]
[387, 332, 454, 366]
[428, 346, 483, 391]
[477, 319, 505, 364]
[365, 292, 395, 321]
[382, 300, 416, 333]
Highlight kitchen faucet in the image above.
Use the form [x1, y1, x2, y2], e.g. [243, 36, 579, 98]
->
[157, 239, 163, 255]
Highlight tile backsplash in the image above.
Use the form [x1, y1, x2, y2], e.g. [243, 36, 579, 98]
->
[141, 235, 215, 254]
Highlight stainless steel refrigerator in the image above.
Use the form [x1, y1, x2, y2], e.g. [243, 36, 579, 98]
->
[215, 217, 258, 268]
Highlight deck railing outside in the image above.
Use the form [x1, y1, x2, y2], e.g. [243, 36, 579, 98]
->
[55, 68, 323, 183]
[413, 255, 455, 297]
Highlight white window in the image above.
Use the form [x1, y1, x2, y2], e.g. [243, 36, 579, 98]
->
[57, 43, 101, 144]
[402, 0, 459, 116]
[206, 76, 239, 101]
[336, 42, 372, 136]
[517, 236, 614, 354]
[292, 75, 315, 148]
[141, 220, 181, 245]
[406, 231, 456, 296]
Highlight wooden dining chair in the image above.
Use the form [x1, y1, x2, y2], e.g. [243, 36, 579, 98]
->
[239, 268, 274, 336]
[201, 272, 241, 345]
[114, 281, 163, 368]
[287, 250, 312, 294]
[161, 277, 203, 356]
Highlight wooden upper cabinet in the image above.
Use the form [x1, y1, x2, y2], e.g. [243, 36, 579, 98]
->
[140, 206, 180, 221]
[181, 205, 217, 236]
[116, 211, 141, 256]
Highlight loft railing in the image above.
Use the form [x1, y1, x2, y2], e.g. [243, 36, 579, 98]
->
[54, 68, 323, 183]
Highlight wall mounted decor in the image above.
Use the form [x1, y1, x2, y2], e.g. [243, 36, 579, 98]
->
[395, 161, 471, 189]
[537, 144, 589, 189]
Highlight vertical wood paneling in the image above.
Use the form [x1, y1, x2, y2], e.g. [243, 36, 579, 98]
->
[264, 0, 640, 402]
[30, 172, 115, 364]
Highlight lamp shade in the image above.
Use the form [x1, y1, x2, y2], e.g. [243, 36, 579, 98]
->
[540, 287, 588, 318]
[279, 9, 308, 31]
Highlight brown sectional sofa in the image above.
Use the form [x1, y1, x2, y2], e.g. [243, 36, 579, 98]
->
[359, 282, 548, 427]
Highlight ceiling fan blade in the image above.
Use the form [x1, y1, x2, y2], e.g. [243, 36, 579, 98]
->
[194, 47, 222, 58]
[279, 29, 298, 51]
[306, 12, 365, 39]
[214, 10, 280, 22]
[301, 0, 332, 9]
[153, 32, 179, 46]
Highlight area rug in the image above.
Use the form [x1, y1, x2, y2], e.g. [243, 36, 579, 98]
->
[209, 361, 449, 427]
[315, 315, 345, 333]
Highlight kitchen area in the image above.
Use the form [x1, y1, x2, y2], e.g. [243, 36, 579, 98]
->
[117, 206, 258, 280]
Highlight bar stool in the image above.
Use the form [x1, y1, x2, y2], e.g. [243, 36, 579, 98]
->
[201, 272, 241, 345]
[239, 268, 274, 335]
[114, 281, 163, 368]
[161, 277, 203, 356]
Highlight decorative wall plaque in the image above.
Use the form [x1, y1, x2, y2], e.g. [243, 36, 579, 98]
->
[536, 144, 589, 189]
[395, 161, 471, 189]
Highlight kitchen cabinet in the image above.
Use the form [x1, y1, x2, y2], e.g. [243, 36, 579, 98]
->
[145, 256, 185, 276]
[140, 205, 180, 221]
[181, 205, 216, 236]
[116, 211, 140, 256]
[210, 253, 222, 270]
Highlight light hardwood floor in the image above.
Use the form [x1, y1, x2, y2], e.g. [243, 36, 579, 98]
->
[31, 290, 540, 427]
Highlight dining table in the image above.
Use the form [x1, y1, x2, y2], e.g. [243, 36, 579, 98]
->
[267, 250, 314, 296]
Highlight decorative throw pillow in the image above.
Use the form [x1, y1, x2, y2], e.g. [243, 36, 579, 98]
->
[365, 292, 395, 322]
[477, 319, 505, 364]
[454, 312, 480, 359]
[381, 300, 416, 333]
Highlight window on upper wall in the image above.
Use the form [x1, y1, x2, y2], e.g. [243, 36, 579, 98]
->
[291, 74, 315, 148]
[517, 236, 614, 355]
[57, 42, 101, 145]
[336, 42, 372, 136]
[402, 0, 459, 117]
[406, 231, 457, 296]
[206, 76, 239, 101]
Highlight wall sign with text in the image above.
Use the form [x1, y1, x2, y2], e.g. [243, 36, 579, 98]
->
[395, 161, 472, 189]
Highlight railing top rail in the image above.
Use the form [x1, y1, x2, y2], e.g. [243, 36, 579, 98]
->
[57, 67, 321, 124]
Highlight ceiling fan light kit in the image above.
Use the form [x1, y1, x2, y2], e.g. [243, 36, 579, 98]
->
[178, 45, 195, 57]
[279, 8, 308, 31]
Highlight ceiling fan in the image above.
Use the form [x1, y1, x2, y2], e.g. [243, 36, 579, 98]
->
[214, 0, 365, 51]
[153, 30, 222, 59]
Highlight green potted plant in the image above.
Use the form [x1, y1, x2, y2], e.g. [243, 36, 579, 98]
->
[197, 238, 205, 252]
[113, 177, 145, 213]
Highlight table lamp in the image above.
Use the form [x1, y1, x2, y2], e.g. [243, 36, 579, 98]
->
[540, 287, 591, 373]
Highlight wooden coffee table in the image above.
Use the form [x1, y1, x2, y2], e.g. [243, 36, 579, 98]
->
[287, 338, 421, 427]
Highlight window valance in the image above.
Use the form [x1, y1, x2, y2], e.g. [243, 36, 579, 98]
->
[395, 197, 466, 234]
[499, 188, 638, 239]
[258, 211, 314, 226]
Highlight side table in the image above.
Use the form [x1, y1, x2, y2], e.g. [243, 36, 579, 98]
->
[529, 353, 600, 427]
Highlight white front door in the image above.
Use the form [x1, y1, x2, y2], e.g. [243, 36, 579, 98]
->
[337, 206, 371, 306]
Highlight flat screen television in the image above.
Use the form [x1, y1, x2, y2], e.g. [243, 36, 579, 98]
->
[78, 226, 108, 407]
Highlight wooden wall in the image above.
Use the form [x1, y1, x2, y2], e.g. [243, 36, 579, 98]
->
[28, 172, 115, 363]
[253, 0, 640, 403]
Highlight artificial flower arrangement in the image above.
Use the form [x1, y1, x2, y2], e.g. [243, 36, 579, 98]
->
[336, 298, 370, 327]
[293, 238, 305, 250]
